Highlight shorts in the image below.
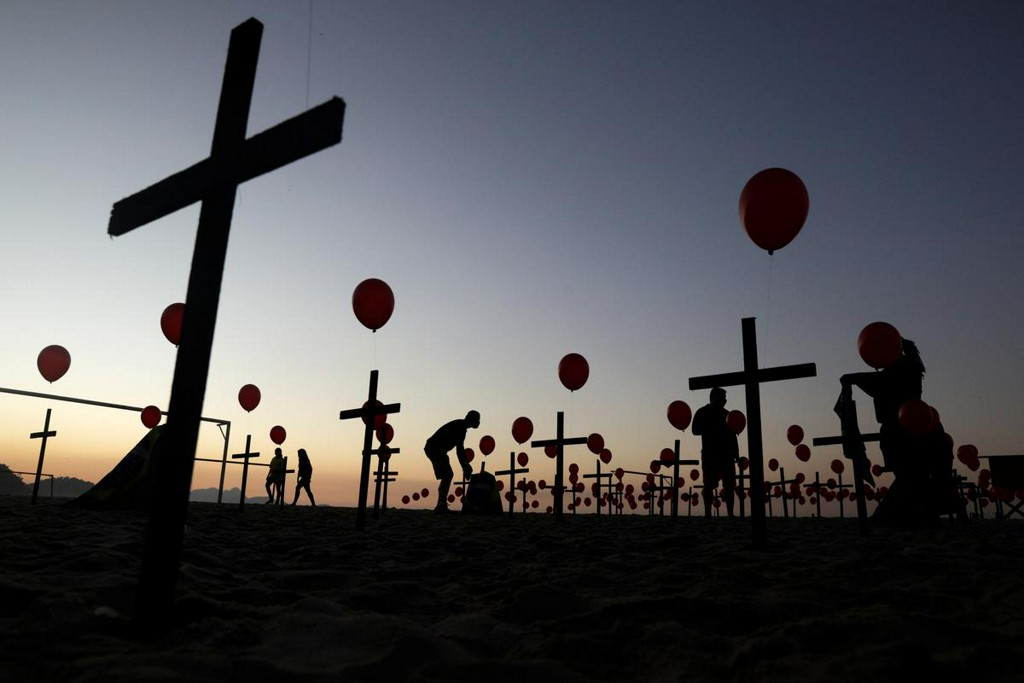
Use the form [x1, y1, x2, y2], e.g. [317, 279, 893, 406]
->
[425, 447, 453, 480]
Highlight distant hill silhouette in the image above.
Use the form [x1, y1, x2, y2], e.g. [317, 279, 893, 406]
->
[0, 464, 94, 498]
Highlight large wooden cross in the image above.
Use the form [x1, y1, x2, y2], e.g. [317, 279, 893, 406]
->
[107, 18, 345, 633]
[689, 317, 816, 548]
[29, 408, 57, 505]
[338, 369, 401, 530]
[530, 411, 588, 519]
[230, 433, 260, 510]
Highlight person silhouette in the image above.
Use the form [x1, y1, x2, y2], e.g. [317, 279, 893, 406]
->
[424, 410, 480, 513]
[841, 339, 961, 525]
[691, 387, 738, 518]
[291, 448, 316, 506]
[266, 447, 286, 504]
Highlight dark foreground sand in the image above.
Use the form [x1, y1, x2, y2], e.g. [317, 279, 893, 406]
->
[2, 497, 1021, 682]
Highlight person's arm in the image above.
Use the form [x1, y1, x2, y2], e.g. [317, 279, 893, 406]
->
[455, 443, 472, 478]
[841, 371, 883, 397]
[691, 408, 705, 435]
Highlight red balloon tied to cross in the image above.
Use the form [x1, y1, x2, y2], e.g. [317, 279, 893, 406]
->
[726, 410, 746, 434]
[587, 433, 604, 455]
[898, 399, 938, 435]
[739, 168, 810, 254]
[600, 449, 612, 465]
[517, 452, 529, 467]
[511, 417, 533, 444]
[858, 322, 902, 369]
[270, 425, 287, 445]
[37, 345, 71, 383]
[141, 405, 162, 428]
[667, 400, 692, 431]
[351, 278, 395, 332]
[660, 448, 675, 463]
[160, 303, 185, 346]
[377, 422, 394, 445]
[786, 425, 804, 446]
[831, 459, 845, 475]
[768, 458, 779, 472]
[479, 435, 495, 456]
[238, 384, 261, 412]
[558, 353, 589, 392]
[795, 444, 811, 462]
[361, 400, 387, 430]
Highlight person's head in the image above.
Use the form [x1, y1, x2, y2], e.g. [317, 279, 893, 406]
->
[465, 410, 481, 429]
[275, 447, 282, 456]
[298, 448, 308, 460]
[710, 387, 726, 407]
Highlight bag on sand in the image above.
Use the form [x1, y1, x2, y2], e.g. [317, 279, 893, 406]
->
[463, 469, 503, 515]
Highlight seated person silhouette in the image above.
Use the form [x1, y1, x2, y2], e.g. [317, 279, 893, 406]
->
[424, 410, 479, 513]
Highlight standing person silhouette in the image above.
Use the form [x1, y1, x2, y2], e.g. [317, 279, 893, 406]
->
[691, 387, 739, 518]
[424, 410, 480, 513]
[291, 448, 316, 506]
[266, 447, 286, 504]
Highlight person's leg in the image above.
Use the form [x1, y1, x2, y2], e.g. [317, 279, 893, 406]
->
[723, 466, 736, 517]
[305, 484, 316, 507]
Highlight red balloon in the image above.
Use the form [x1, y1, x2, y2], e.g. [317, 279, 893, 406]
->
[376, 422, 394, 445]
[141, 405, 162, 428]
[899, 399, 938, 435]
[600, 449, 612, 465]
[160, 303, 185, 346]
[37, 345, 71, 383]
[830, 459, 845, 475]
[738, 456, 749, 471]
[517, 452, 529, 467]
[690, 468, 701, 481]
[379, 445, 392, 463]
[667, 400, 692, 431]
[544, 445, 557, 458]
[402, 495, 411, 505]
[238, 384, 261, 412]
[795, 444, 811, 462]
[464, 448, 475, 463]
[660, 448, 675, 464]
[479, 435, 495, 456]
[361, 400, 387, 430]
[739, 168, 809, 254]
[615, 467, 625, 480]
[726, 410, 746, 434]
[511, 417, 533, 444]
[587, 433, 604, 455]
[650, 461, 661, 474]
[858, 322, 902, 370]
[786, 425, 804, 446]
[270, 425, 287, 445]
[558, 353, 589, 392]
[768, 458, 779, 472]
[352, 278, 395, 332]
[421, 488, 430, 498]
[956, 444, 979, 467]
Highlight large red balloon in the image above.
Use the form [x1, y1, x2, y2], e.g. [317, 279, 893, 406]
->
[739, 168, 809, 254]
[795, 444, 811, 462]
[600, 449, 612, 465]
[667, 400, 692, 431]
[898, 399, 938, 435]
[479, 435, 495, 456]
[558, 353, 589, 392]
[37, 345, 71, 383]
[511, 417, 534, 445]
[726, 410, 746, 434]
[238, 384, 261, 412]
[141, 405, 162, 428]
[160, 303, 185, 346]
[270, 425, 287, 445]
[587, 433, 604, 455]
[352, 278, 395, 332]
[786, 425, 804, 446]
[858, 322, 902, 370]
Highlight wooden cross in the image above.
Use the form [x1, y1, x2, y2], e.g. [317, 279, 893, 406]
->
[582, 466, 614, 518]
[689, 317, 816, 548]
[339, 369, 401, 530]
[372, 448, 400, 518]
[530, 411, 588, 519]
[109, 18, 345, 632]
[652, 440, 699, 519]
[495, 451, 529, 517]
[767, 466, 802, 518]
[230, 434, 260, 510]
[29, 408, 57, 505]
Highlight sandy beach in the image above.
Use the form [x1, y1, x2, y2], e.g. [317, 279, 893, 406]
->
[2, 497, 1021, 682]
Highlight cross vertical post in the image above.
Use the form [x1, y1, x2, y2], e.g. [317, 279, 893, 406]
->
[495, 451, 529, 517]
[108, 17, 345, 633]
[29, 408, 57, 505]
[530, 411, 588, 520]
[338, 369, 401, 530]
[689, 317, 816, 547]
[231, 433, 259, 510]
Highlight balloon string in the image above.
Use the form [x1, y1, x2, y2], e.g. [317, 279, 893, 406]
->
[763, 255, 774, 367]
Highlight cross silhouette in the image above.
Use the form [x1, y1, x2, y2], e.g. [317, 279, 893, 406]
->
[230, 434, 260, 510]
[373, 446, 400, 518]
[107, 18, 345, 633]
[495, 451, 529, 517]
[338, 369, 401, 530]
[530, 411, 588, 519]
[29, 408, 57, 505]
[651, 439, 699, 519]
[812, 391, 879, 535]
[689, 317, 816, 547]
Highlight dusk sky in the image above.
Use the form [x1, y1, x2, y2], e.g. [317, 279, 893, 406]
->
[2, 1, 1022, 510]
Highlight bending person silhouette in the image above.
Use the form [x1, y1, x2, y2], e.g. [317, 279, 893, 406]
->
[424, 410, 480, 513]
[841, 339, 961, 525]
[691, 387, 738, 518]
[291, 448, 316, 506]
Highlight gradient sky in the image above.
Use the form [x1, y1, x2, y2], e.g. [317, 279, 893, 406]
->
[2, 1, 1022, 511]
